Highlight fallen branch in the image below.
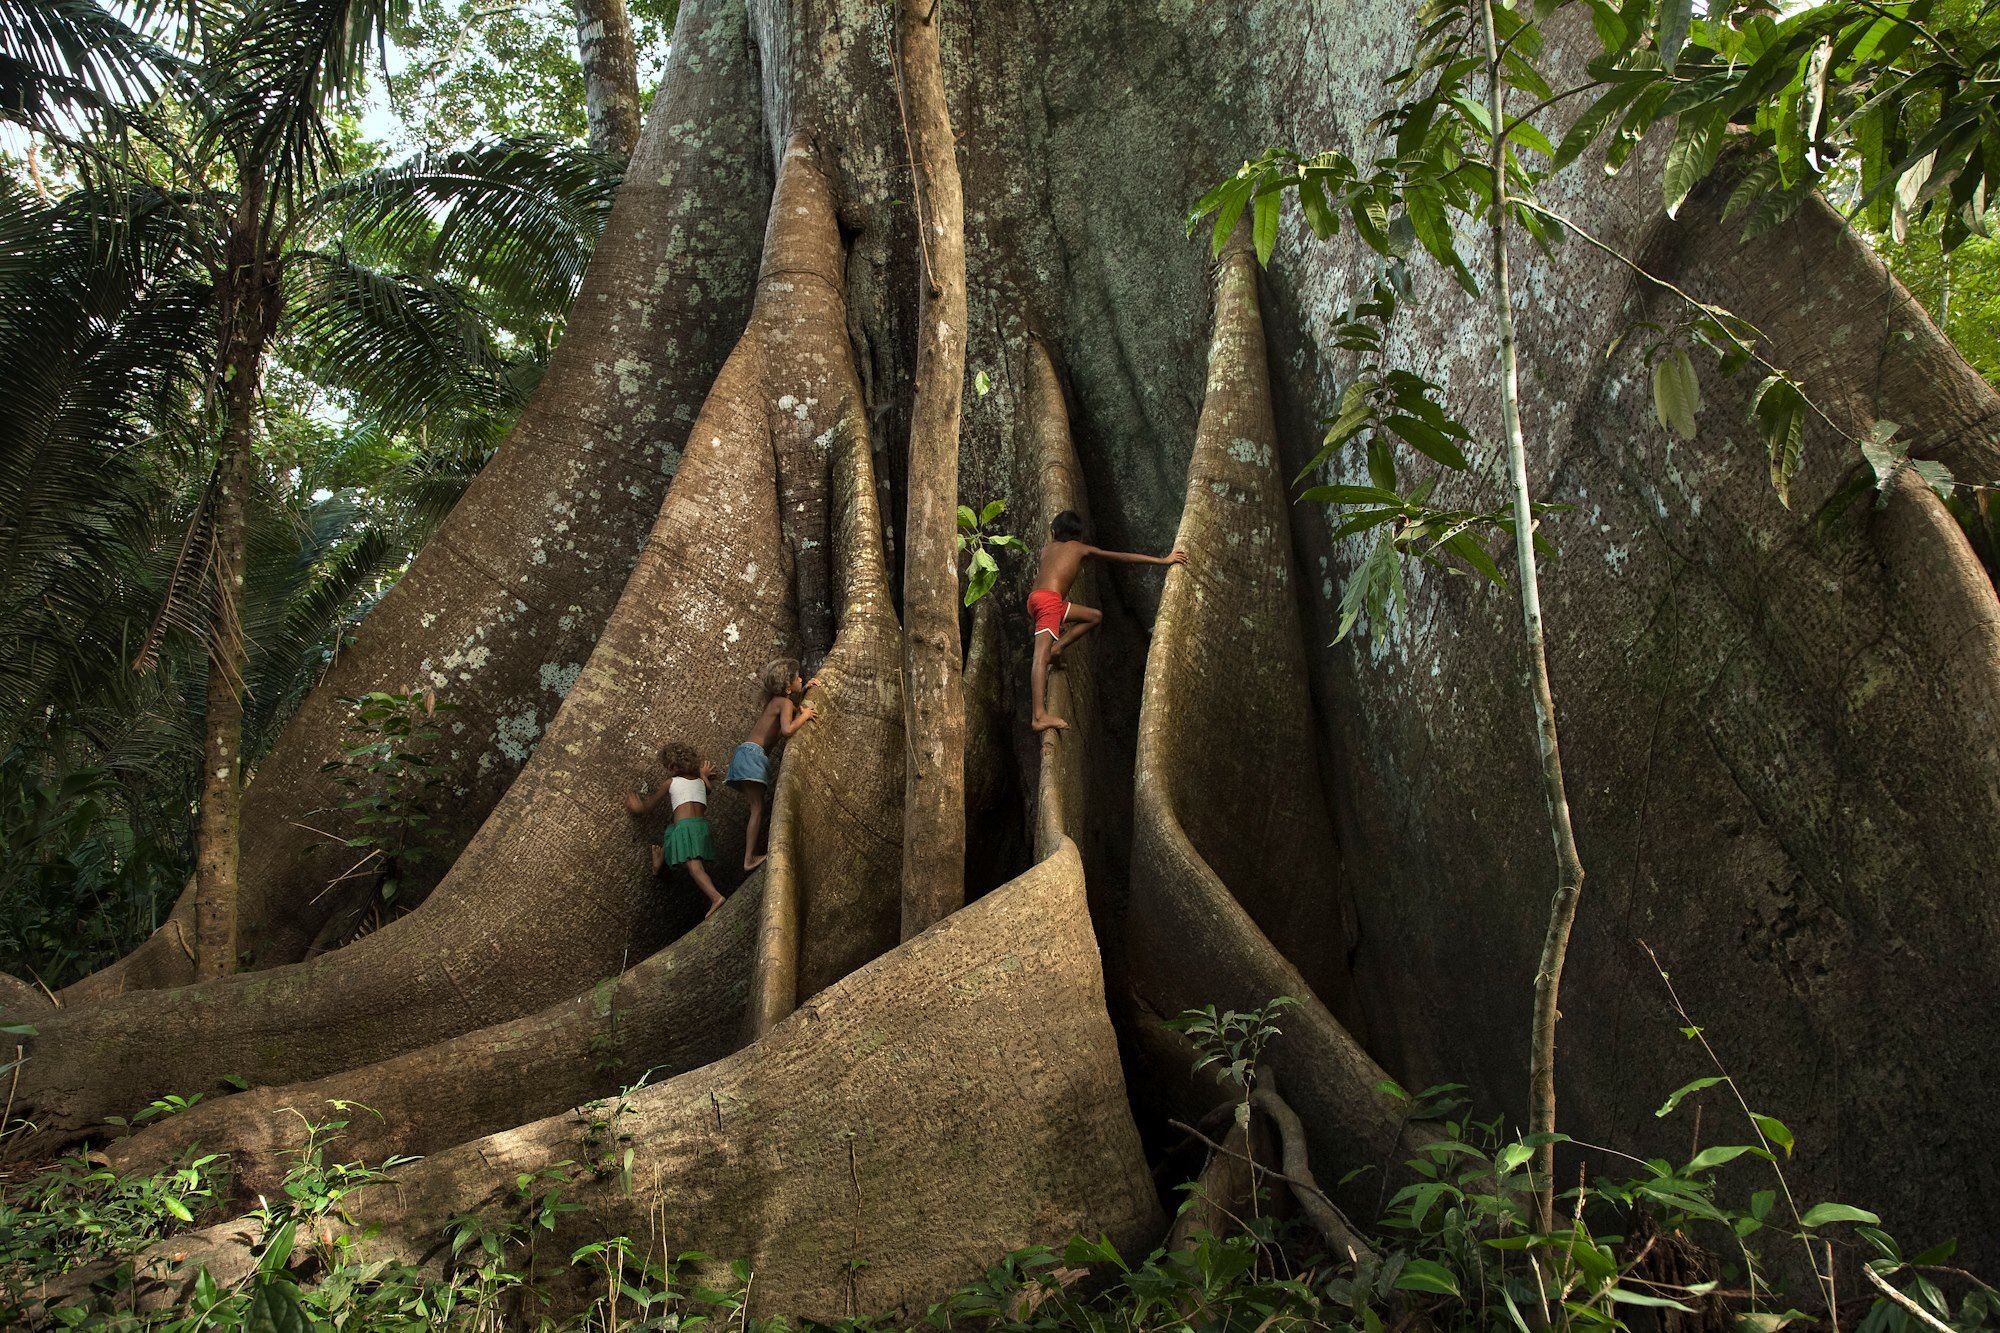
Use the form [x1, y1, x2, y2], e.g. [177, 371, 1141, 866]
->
[1864, 1264, 1956, 1333]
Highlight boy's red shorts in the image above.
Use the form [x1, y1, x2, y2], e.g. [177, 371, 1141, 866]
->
[1027, 589, 1069, 639]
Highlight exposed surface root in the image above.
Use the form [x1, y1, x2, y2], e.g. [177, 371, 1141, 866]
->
[1128, 228, 1416, 1215]
[54, 0, 773, 999]
[84, 843, 1162, 1324]
[1023, 340, 1100, 860]
[101, 880, 761, 1199]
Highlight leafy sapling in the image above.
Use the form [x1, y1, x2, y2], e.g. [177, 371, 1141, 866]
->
[957, 499, 1029, 607]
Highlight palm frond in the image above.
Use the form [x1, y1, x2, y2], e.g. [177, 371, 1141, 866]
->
[0, 0, 178, 133]
[200, 0, 412, 204]
[285, 246, 526, 435]
[312, 134, 619, 324]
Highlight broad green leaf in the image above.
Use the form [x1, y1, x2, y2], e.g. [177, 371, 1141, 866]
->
[1394, 1257, 1462, 1298]
[1751, 1113, 1795, 1156]
[1495, 1141, 1534, 1174]
[956, 505, 977, 530]
[1750, 374, 1807, 506]
[1252, 188, 1281, 267]
[1685, 1144, 1757, 1173]
[979, 499, 1005, 525]
[1385, 415, 1471, 470]
[1800, 1202, 1880, 1228]
[1656, 1075, 1724, 1117]
[1664, 109, 1725, 219]
[246, 1279, 311, 1333]
[162, 1195, 194, 1222]
[1367, 437, 1398, 492]
[1657, 0, 1693, 70]
[1554, 80, 1647, 170]
[1405, 184, 1476, 294]
[973, 369, 992, 397]
[1652, 346, 1701, 439]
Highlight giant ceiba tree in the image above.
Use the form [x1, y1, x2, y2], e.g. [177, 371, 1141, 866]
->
[15, 0, 2000, 1316]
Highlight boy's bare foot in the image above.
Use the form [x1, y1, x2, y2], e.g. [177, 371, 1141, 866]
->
[744, 852, 767, 873]
[1032, 712, 1069, 732]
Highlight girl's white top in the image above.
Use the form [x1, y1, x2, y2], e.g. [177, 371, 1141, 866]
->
[668, 776, 708, 809]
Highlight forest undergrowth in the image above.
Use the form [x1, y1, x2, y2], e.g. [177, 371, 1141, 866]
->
[5, 999, 1990, 1333]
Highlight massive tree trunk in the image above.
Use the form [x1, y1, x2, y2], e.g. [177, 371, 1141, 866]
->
[20, 0, 2000, 1290]
[569, 0, 643, 159]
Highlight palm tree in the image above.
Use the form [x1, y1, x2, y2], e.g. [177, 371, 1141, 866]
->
[0, 0, 618, 979]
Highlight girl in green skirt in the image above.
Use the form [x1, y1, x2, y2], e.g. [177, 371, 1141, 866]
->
[622, 741, 724, 916]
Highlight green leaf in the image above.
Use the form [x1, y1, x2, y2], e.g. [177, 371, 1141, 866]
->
[1656, 1075, 1724, 1117]
[1663, 110, 1725, 220]
[973, 369, 992, 397]
[0, 1024, 38, 1037]
[1736, 1313, 1803, 1333]
[1652, 346, 1701, 439]
[1685, 1144, 1757, 1173]
[1800, 1202, 1880, 1229]
[1252, 187, 1281, 267]
[1404, 184, 1476, 294]
[161, 1195, 194, 1223]
[1749, 374, 1808, 506]
[956, 505, 977, 531]
[1613, 1288, 1699, 1312]
[1657, 0, 1694, 71]
[1751, 1113, 1794, 1156]
[246, 1278, 310, 1333]
[1495, 1141, 1534, 1175]
[979, 499, 1005, 526]
[1395, 1257, 1462, 1298]
[1385, 415, 1471, 470]
[1367, 437, 1398, 493]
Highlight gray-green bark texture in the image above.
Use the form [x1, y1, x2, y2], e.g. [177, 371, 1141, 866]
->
[19, 0, 2000, 1285]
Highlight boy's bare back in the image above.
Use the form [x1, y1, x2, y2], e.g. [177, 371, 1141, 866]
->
[1034, 539, 1090, 596]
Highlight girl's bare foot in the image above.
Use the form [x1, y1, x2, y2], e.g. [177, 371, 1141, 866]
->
[744, 852, 767, 872]
[1032, 712, 1068, 732]
[649, 846, 664, 874]
[703, 896, 723, 918]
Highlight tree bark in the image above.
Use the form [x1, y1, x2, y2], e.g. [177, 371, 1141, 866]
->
[894, 0, 969, 940]
[192, 184, 275, 982]
[569, 0, 644, 159]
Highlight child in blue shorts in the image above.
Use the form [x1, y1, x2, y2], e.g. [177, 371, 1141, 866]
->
[622, 741, 723, 916]
[730, 657, 819, 871]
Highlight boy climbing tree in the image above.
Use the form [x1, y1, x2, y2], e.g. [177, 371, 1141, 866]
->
[1029, 509, 1187, 732]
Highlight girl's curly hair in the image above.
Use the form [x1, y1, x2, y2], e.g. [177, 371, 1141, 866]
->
[657, 741, 701, 777]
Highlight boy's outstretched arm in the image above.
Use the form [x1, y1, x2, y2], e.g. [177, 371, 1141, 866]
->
[1087, 545, 1190, 567]
[777, 697, 818, 737]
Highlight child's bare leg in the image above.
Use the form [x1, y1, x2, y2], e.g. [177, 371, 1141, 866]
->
[743, 785, 769, 871]
[685, 858, 725, 916]
[1031, 633, 1067, 731]
[1049, 604, 1102, 659]
[649, 845, 664, 875]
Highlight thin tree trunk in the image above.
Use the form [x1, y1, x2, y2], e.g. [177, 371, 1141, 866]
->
[570, 0, 643, 159]
[894, 0, 968, 939]
[194, 186, 272, 982]
[1481, 0, 1587, 1234]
